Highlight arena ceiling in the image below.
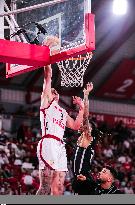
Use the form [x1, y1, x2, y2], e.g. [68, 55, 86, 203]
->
[1, 0, 135, 105]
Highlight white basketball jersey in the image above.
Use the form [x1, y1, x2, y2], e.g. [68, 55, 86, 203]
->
[40, 100, 67, 140]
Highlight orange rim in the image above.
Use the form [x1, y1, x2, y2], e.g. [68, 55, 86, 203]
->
[68, 57, 86, 61]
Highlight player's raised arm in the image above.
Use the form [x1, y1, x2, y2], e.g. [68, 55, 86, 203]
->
[66, 96, 84, 130]
[41, 65, 53, 108]
[83, 82, 93, 120]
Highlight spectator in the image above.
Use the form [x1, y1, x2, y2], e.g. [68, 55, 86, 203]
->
[103, 146, 113, 158]
[124, 182, 134, 194]
[0, 129, 8, 144]
[118, 153, 131, 164]
[0, 105, 5, 114]
[16, 122, 27, 143]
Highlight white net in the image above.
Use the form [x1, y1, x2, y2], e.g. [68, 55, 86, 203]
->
[57, 52, 93, 87]
[44, 35, 93, 87]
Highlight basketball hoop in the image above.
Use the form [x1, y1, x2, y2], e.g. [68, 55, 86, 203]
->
[57, 52, 93, 87]
[43, 35, 93, 87]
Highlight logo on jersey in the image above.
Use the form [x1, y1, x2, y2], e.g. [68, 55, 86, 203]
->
[53, 118, 65, 129]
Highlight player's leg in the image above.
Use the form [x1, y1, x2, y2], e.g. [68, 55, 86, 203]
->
[51, 171, 66, 195]
[51, 143, 67, 195]
[36, 138, 56, 195]
[36, 167, 54, 195]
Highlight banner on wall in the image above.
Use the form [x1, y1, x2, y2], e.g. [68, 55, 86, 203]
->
[95, 59, 135, 100]
[90, 112, 135, 128]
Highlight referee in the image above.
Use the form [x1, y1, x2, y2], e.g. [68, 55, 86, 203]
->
[77, 166, 122, 194]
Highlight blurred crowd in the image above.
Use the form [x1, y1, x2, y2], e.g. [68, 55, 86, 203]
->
[0, 125, 40, 195]
[0, 113, 135, 195]
[0, 104, 39, 118]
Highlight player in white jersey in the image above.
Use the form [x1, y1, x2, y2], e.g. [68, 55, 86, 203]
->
[36, 65, 84, 195]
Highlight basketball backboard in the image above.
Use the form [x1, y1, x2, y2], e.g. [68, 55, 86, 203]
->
[0, 0, 95, 77]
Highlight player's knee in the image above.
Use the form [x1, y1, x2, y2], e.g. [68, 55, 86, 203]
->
[51, 183, 63, 195]
[51, 185, 59, 195]
[58, 184, 64, 195]
[52, 189, 59, 195]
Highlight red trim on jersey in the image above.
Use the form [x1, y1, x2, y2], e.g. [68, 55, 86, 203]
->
[40, 108, 46, 128]
[40, 99, 55, 129]
[39, 137, 54, 170]
[42, 134, 63, 143]
[40, 99, 54, 110]
[54, 106, 62, 113]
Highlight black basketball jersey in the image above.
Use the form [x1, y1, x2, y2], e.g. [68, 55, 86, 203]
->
[72, 144, 94, 176]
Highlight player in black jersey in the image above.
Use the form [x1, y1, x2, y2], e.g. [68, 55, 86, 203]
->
[72, 82, 103, 195]
[77, 166, 122, 194]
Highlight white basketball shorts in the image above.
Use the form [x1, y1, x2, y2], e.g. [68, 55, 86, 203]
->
[37, 136, 68, 171]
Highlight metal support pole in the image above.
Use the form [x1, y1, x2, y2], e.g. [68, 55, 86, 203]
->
[10, 0, 18, 41]
[4, 1, 27, 42]
[84, 0, 91, 13]
[0, 0, 4, 38]
[4, 26, 10, 29]
[4, 15, 21, 41]
[0, 0, 68, 17]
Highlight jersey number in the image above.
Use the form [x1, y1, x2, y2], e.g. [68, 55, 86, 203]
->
[61, 113, 63, 121]
[46, 122, 48, 130]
